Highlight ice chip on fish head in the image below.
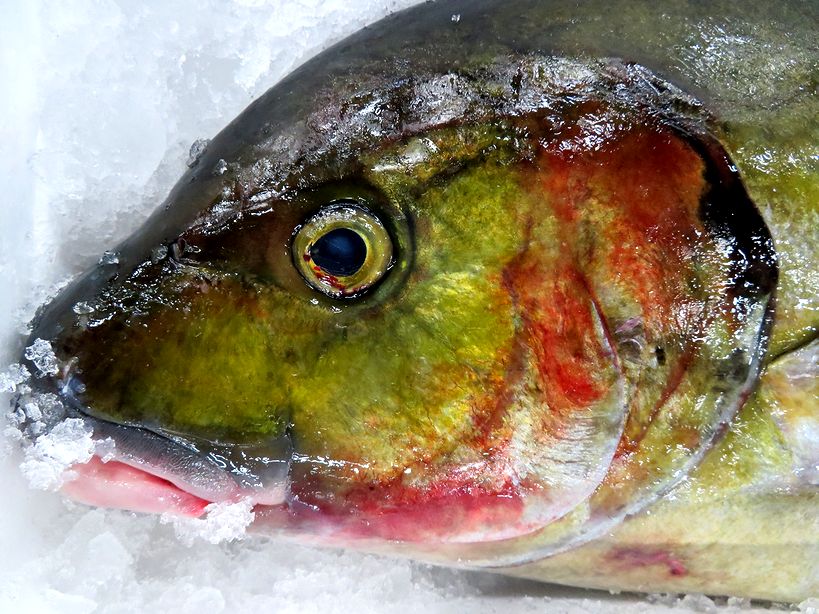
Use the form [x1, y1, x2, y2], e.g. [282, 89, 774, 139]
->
[16, 0, 789, 574]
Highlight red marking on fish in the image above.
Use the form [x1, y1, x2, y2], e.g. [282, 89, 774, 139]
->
[286, 466, 532, 542]
[507, 258, 612, 412]
[608, 546, 688, 577]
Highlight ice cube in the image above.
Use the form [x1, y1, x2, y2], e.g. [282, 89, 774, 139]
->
[0, 363, 30, 393]
[19, 418, 95, 490]
[162, 498, 255, 545]
[24, 338, 60, 377]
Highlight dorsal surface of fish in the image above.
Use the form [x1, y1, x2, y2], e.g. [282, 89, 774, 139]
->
[12, 0, 817, 602]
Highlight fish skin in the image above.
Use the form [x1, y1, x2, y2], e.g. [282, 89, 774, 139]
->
[16, 0, 818, 602]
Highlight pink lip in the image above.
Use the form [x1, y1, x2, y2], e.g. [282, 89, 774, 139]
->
[62, 456, 211, 517]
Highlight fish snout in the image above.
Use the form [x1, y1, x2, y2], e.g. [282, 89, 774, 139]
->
[17, 252, 294, 515]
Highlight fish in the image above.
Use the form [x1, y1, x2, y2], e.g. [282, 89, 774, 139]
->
[9, 0, 817, 603]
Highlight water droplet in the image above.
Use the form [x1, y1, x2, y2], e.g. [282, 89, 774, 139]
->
[187, 138, 211, 168]
[99, 250, 120, 265]
[151, 244, 169, 263]
[213, 158, 228, 176]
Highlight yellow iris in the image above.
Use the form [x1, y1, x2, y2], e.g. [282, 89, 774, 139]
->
[292, 202, 394, 298]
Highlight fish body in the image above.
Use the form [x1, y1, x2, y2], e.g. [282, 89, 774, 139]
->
[12, 0, 818, 602]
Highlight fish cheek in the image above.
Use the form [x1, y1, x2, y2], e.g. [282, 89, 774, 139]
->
[288, 274, 517, 485]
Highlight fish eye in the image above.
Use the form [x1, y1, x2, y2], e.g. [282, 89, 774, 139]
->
[293, 202, 393, 299]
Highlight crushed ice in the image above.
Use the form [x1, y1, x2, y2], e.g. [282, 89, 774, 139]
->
[24, 338, 60, 377]
[72, 301, 96, 315]
[18, 418, 95, 490]
[151, 244, 169, 263]
[0, 363, 30, 393]
[99, 250, 121, 265]
[186, 138, 211, 168]
[162, 498, 256, 545]
[679, 593, 719, 613]
[213, 158, 229, 176]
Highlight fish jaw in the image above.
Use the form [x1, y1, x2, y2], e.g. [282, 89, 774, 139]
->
[13, 396, 291, 517]
[58, 433, 291, 516]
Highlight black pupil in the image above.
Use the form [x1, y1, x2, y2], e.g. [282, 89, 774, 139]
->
[311, 228, 367, 277]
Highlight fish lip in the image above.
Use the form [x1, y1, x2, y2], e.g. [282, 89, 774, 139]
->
[14, 370, 291, 511]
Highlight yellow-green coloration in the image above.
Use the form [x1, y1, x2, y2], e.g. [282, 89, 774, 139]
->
[80, 257, 517, 470]
[289, 269, 517, 476]
[724, 98, 819, 359]
[78, 273, 329, 442]
[321, 156, 517, 474]
[362, 125, 532, 273]
[407, 160, 529, 270]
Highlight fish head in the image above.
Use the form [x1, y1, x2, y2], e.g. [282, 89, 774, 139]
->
[16, 13, 779, 565]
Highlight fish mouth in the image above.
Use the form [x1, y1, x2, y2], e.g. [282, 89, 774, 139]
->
[64, 414, 291, 517]
[25, 380, 531, 546]
[19, 374, 292, 518]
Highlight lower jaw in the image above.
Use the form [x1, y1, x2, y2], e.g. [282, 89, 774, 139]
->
[62, 457, 212, 517]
